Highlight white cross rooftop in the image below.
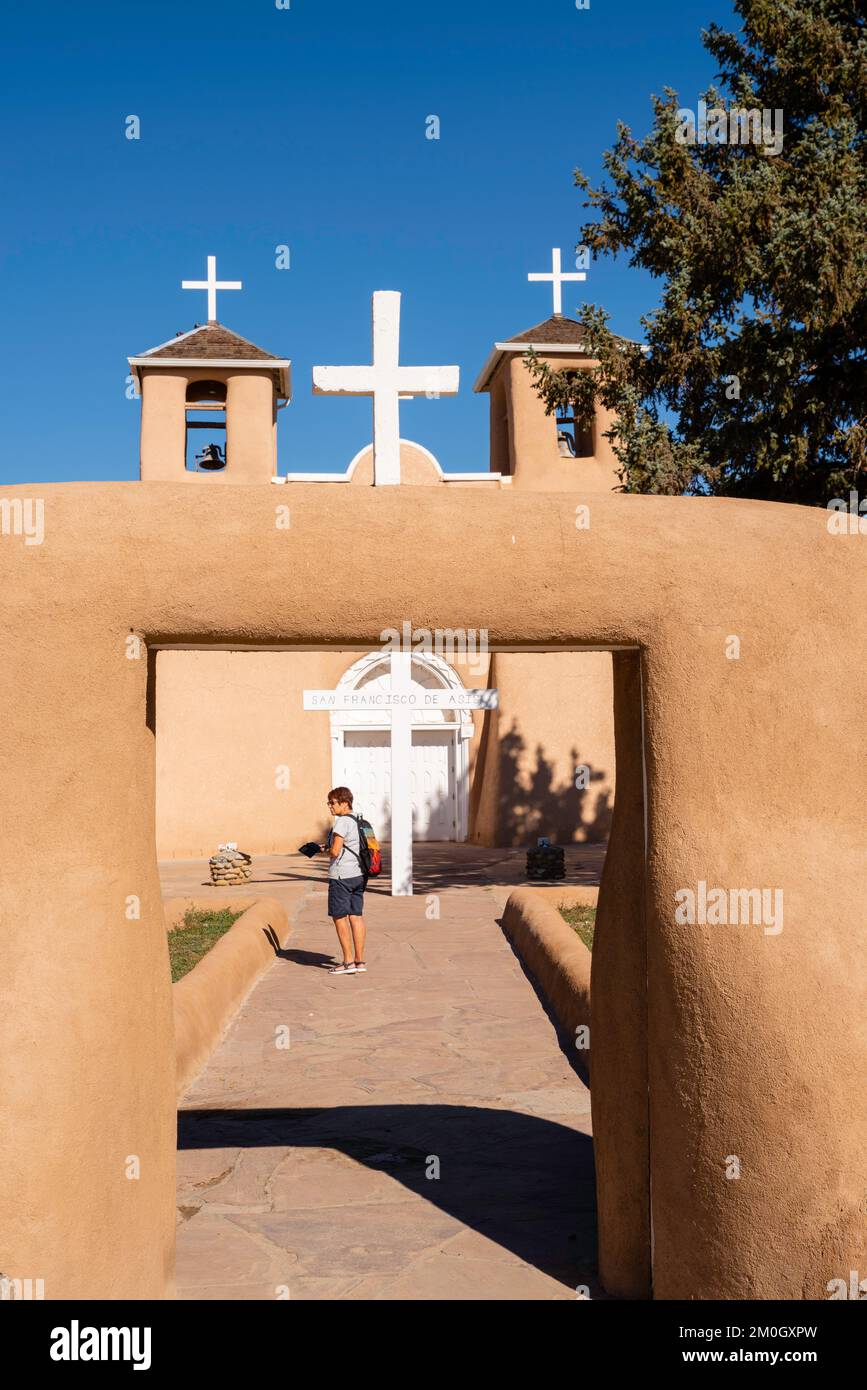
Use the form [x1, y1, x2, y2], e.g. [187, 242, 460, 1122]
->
[312, 291, 459, 485]
[182, 254, 243, 322]
[528, 247, 586, 316]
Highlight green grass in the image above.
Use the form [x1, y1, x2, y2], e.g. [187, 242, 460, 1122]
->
[559, 905, 596, 951]
[168, 907, 244, 983]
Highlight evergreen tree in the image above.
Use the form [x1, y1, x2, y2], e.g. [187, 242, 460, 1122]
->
[527, 0, 866, 503]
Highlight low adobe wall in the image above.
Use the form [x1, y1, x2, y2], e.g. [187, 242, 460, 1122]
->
[173, 896, 290, 1098]
[501, 887, 593, 1065]
[163, 895, 259, 932]
[522, 885, 599, 908]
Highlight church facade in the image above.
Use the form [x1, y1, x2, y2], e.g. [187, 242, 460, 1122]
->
[129, 299, 620, 858]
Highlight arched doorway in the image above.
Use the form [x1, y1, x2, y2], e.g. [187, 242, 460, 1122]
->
[329, 650, 473, 842]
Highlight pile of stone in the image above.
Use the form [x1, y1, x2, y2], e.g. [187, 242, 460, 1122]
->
[208, 842, 253, 887]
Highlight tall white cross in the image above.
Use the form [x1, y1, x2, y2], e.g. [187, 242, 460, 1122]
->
[527, 247, 586, 316]
[303, 654, 498, 895]
[181, 254, 242, 322]
[312, 291, 459, 485]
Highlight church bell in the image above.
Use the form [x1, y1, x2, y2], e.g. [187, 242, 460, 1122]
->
[196, 443, 226, 471]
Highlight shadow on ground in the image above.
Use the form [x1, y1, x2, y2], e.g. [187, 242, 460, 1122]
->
[210, 843, 607, 894]
[177, 1103, 599, 1292]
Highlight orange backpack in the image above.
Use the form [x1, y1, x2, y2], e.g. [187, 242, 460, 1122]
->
[354, 815, 382, 880]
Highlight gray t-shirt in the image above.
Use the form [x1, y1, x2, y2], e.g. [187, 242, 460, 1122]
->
[328, 815, 363, 880]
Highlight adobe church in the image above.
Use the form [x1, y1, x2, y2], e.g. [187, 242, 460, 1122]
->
[128, 258, 620, 859]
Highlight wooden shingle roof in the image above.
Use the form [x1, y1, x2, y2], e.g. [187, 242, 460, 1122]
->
[136, 321, 282, 361]
[505, 315, 588, 345]
[128, 321, 292, 399]
[473, 315, 590, 392]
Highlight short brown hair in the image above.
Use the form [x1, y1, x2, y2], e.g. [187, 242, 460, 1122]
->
[327, 786, 353, 808]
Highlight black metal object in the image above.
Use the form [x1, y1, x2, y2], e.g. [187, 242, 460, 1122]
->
[525, 842, 566, 880]
[195, 443, 226, 470]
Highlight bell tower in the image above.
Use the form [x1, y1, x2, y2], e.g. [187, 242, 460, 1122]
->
[128, 256, 291, 483]
[472, 314, 623, 493]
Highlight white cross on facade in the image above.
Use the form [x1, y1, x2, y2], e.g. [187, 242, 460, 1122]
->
[527, 247, 586, 316]
[304, 653, 498, 895]
[181, 254, 243, 322]
[312, 291, 459, 485]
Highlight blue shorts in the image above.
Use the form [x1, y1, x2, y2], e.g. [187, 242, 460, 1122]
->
[328, 876, 365, 919]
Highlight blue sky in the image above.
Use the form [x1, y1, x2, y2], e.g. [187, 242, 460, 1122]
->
[0, 0, 735, 483]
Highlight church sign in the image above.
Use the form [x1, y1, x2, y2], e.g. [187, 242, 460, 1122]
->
[303, 689, 497, 711]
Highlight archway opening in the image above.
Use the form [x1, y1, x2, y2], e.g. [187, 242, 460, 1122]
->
[185, 379, 227, 471]
[147, 639, 648, 1301]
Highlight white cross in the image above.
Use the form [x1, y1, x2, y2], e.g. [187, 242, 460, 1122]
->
[304, 654, 498, 895]
[181, 254, 242, 322]
[527, 247, 586, 316]
[312, 291, 459, 485]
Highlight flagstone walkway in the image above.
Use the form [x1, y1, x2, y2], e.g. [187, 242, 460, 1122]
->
[173, 853, 602, 1300]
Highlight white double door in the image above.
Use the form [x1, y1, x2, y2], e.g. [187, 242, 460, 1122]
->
[343, 729, 456, 842]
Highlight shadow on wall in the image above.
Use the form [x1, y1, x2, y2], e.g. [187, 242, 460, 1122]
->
[178, 1103, 600, 1292]
[498, 722, 612, 846]
[337, 726, 611, 852]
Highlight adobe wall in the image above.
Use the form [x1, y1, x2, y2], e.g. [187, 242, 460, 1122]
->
[155, 649, 348, 858]
[0, 483, 863, 1300]
[155, 646, 610, 858]
[469, 651, 615, 846]
[154, 649, 492, 858]
[140, 368, 277, 482]
[225, 373, 277, 481]
[343, 439, 504, 486]
[347, 440, 444, 485]
[173, 896, 290, 1097]
[591, 650, 651, 1296]
[504, 354, 622, 492]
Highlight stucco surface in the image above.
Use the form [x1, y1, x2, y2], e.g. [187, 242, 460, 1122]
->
[501, 887, 592, 1066]
[0, 482, 864, 1300]
[173, 896, 290, 1097]
[501, 354, 621, 492]
[140, 368, 278, 482]
[470, 650, 615, 845]
[156, 649, 348, 858]
[346, 440, 446, 486]
[592, 650, 651, 1296]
